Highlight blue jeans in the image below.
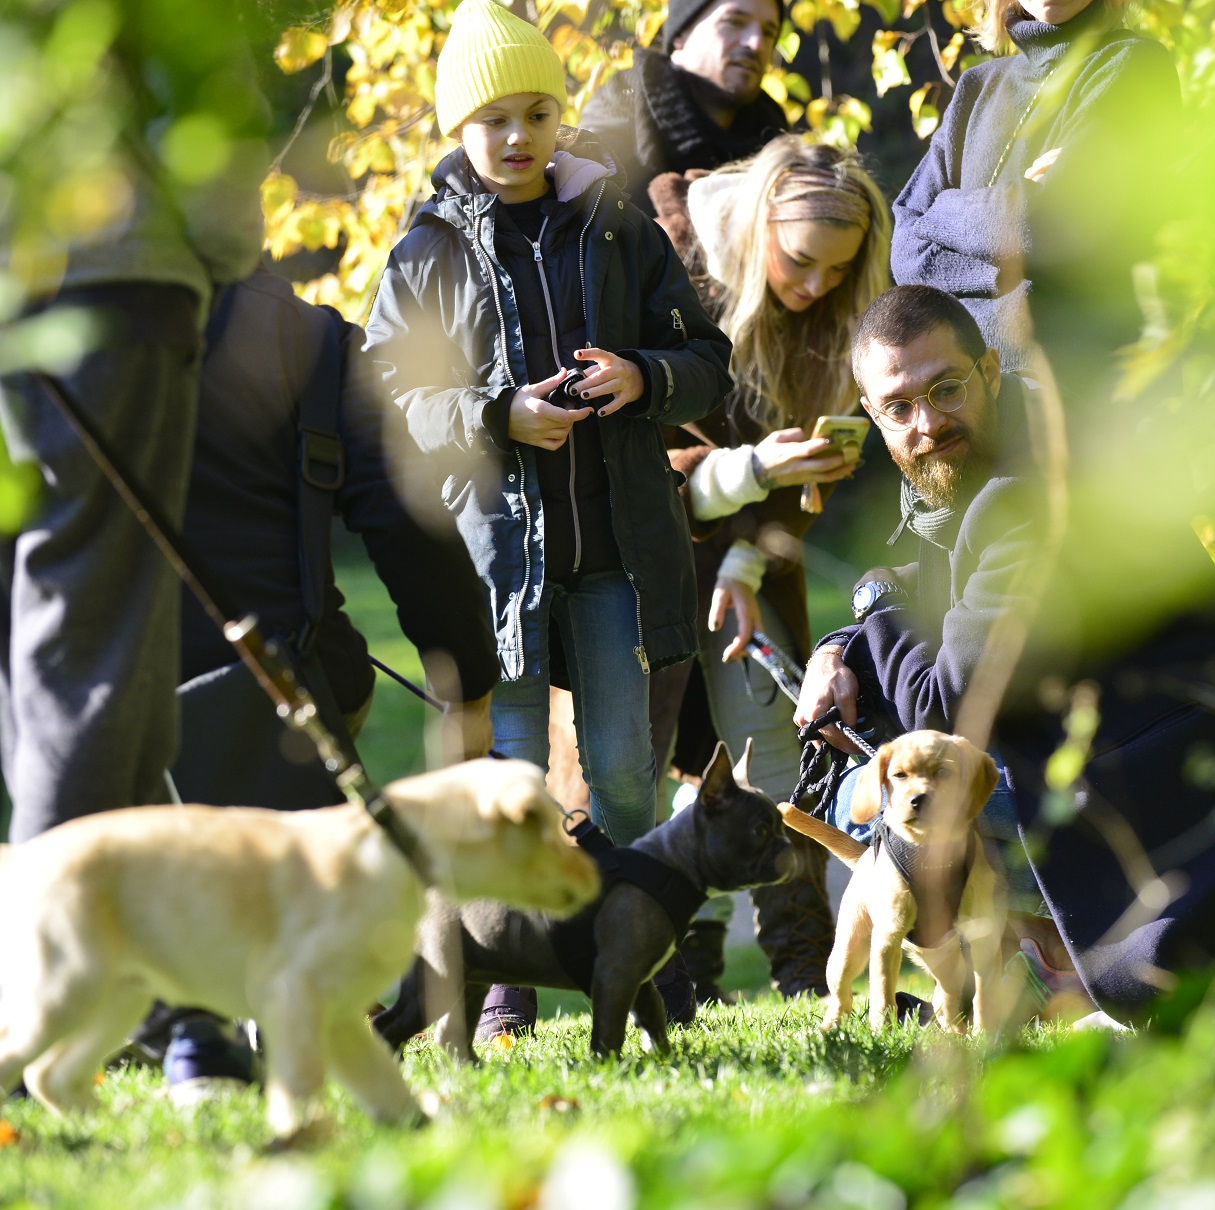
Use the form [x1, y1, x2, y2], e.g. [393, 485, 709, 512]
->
[491, 570, 656, 845]
[828, 749, 1039, 907]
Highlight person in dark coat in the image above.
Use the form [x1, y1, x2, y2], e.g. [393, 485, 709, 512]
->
[580, 0, 788, 215]
[180, 268, 499, 760]
[365, 0, 731, 1040]
[890, 0, 1180, 377]
[0, 0, 272, 844]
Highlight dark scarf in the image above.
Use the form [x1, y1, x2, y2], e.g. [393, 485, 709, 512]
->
[634, 50, 787, 178]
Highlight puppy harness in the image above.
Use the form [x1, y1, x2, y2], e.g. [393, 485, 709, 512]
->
[549, 816, 705, 993]
[872, 816, 976, 949]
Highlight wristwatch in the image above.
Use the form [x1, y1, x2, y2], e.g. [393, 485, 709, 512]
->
[851, 580, 908, 621]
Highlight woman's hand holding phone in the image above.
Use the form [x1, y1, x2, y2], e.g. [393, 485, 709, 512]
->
[752, 426, 859, 490]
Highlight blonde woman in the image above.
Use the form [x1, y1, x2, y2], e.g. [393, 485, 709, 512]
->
[647, 135, 891, 1001]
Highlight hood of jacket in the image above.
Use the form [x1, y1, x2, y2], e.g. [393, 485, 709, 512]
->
[426, 133, 623, 219]
[685, 170, 746, 285]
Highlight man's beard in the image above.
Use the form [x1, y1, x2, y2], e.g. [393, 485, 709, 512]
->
[890, 384, 999, 510]
[677, 60, 763, 112]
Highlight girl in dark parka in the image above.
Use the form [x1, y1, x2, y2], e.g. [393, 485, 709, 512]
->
[365, 0, 731, 847]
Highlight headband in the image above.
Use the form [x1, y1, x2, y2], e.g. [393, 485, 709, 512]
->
[767, 168, 872, 231]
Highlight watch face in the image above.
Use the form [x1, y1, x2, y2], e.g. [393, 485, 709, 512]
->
[852, 583, 877, 617]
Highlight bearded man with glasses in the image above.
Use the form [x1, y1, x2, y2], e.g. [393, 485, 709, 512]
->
[791, 284, 1100, 1024]
[794, 284, 1034, 757]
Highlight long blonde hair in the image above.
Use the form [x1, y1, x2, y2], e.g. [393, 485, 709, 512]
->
[706, 136, 891, 432]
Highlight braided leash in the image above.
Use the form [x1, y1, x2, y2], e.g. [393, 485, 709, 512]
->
[789, 706, 878, 820]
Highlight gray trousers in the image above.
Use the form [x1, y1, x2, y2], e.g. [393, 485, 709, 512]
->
[0, 295, 200, 840]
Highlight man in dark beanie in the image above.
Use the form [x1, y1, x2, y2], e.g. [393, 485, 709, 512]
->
[582, 0, 787, 216]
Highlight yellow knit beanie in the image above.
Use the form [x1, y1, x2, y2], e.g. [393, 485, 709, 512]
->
[435, 0, 567, 137]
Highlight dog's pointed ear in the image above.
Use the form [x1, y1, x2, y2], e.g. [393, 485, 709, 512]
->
[961, 742, 1000, 820]
[699, 741, 735, 811]
[732, 738, 756, 789]
[850, 743, 890, 825]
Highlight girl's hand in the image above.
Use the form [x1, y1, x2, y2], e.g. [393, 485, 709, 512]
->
[508, 369, 593, 450]
[1025, 147, 1061, 183]
[709, 577, 762, 663]
[753, 427, 859, 490]
[571, 347, 644, 417]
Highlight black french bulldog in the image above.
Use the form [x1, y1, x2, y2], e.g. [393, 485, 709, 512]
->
[372, 741, 806, 1058]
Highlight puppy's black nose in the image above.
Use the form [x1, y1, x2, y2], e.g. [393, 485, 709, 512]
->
[909, 793, 928, 813]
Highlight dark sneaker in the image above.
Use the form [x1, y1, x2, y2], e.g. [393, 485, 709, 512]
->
[164, 1016, 258, 1106]
[474, 985, 538, 1044]
[681, 920, 736, 1006]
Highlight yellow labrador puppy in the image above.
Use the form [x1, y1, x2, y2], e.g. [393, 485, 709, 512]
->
[0, 759, 599, 1136]
[779, 732, 1005, 1034]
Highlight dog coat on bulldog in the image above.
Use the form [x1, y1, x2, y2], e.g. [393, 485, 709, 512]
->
[374, 741, 810, 1058]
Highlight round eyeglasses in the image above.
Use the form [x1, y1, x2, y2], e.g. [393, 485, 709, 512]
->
[866, 358, 982, 430]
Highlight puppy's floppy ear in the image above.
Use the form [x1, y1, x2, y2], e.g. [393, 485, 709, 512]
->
[699, 741, 736, 813]
[958, 740, 999, 820]
[478, 763, 548, 826]
[850, 743, 890, 826]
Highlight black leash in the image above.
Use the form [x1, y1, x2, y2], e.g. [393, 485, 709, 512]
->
[368, 654, 512, 764]
[739, 631, 881, 821]
[35, 372, 435, 883]
[790, 707, 879, 820]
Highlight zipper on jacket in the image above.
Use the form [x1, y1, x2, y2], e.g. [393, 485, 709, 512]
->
[671, 307, 685, 333]
[532, 216, 584, 576]
[577, 182, 608, 334]
[474, 212, 530, 671]
[627, 569, 650, 674]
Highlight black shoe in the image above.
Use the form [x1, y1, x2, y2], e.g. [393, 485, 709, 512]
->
[895, 992, 936, 1027]
[474, 985, 538, 1043]
[653, 951, 698, 1027]
[681, 920, 735, 1006]
[164, 1016, 257, 1106]
[752, 857, 833, 999]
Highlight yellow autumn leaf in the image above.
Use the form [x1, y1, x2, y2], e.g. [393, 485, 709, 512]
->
[941, 30, 965, 72]
[636, 9, 664, 47]
[871, 37, 910, 96]
[790, 1, 819, 30]
[261, 172, 297, 223]
[274, 26, 328, 75]
[826, 1, 861, 42]
[909, 83, 940, 139]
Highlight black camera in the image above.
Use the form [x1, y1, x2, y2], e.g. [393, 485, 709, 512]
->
[544, 369, 588, 406]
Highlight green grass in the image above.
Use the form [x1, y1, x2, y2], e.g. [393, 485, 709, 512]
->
[5, 996, 1215, 1209]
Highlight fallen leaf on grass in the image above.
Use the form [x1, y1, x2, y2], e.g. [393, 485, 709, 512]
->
[538, 1095, 579, 1114]
[0, 1121, 20, 1147]
[491, 1034, 514, 1051]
